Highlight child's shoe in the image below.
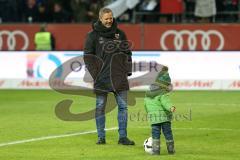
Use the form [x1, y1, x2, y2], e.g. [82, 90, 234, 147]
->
[166, 141, 175, 154]
[152, 139, 160, 155]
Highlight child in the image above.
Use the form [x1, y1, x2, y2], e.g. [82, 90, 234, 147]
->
[144, 66, 176, 155]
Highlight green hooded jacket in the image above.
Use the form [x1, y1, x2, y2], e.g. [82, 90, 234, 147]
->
[144, 92, 173, 124]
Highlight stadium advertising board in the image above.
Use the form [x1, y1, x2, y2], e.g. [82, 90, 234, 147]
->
[1, 24, 240, 50]
[0, 51, 240, 90]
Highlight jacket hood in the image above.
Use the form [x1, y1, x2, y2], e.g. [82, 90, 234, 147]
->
[92, 19, 117, 38]
[145, 83, 170, 98]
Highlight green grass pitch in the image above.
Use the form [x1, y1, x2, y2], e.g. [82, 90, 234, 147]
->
[0, 90, 239, 160]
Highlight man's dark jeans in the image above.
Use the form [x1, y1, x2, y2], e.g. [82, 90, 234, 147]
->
[96, 91, 128, 139]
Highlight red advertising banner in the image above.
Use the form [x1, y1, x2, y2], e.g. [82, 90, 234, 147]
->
[0, 24, 38, 51]
[1, 24, 240, 51]
[0, 24, 141, 51]
[144, 24, 240, 50]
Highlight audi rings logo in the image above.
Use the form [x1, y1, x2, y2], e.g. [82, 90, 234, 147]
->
[160, 30, 225, 50]
[0, 30, 29, 50]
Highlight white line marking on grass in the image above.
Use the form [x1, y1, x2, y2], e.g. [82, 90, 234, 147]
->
[0, 127, 117, 148]
[0, 127, 239, 148]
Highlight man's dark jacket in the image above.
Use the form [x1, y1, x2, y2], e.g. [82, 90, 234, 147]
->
[83, 19, 132, 94]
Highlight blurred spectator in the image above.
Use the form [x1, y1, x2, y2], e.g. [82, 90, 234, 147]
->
[194, 0, 216, 23]
[22, 0, 39, 23]
[137, 0, 159, 23]
[184, 0, 195, 22]
[61, 0, 72, 13]
[36, 0, 44, 5]
[34, 24, 55, 50]
[52, 2, 71, 23]
[45, 0, 55, 11]
[0, 0, 20, 23]
[87, 0, 104, 22]
[223, 0, 239, 22]
[1, 0, 240, 23]
[38, 2, 51, 22]
[118, 9, 132, 22]
[215, 0, 225, 21]
[160, 0, 184, 23]
[70, 0, 90, 22]
[104, 0, 117, 6]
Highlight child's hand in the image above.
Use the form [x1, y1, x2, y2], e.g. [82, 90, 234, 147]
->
[170, 106, 176, 112]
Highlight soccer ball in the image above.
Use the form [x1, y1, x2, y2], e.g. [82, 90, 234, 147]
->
[143, 137, 153, 154]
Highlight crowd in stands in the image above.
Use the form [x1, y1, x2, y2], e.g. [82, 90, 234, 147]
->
[0, 0, 240, 23]
[134, 0, 240, 23]
[0, 0, 106, 23]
